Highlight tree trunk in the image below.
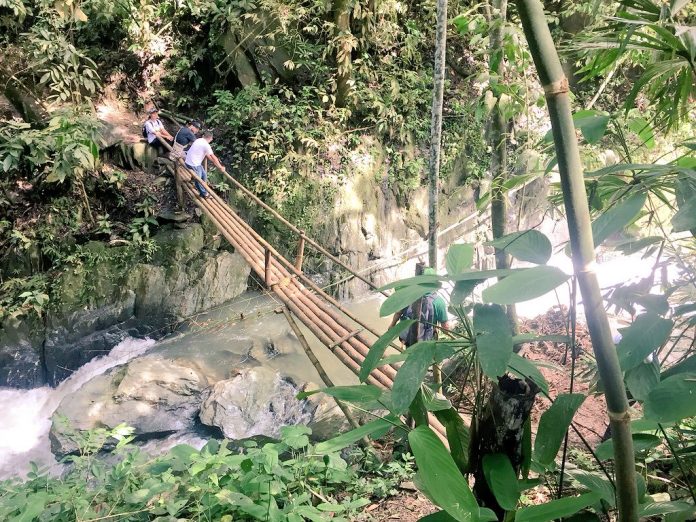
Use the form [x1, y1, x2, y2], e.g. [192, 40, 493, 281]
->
[469, 376, 539, 518]
[334, 0, 352, 108]
[515, 0, 639, 519]
[487, 0, 519, 335]
[428, 0, 448, 269]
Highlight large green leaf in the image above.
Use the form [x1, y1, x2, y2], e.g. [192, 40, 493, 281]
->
[627, 117, 655, 148]
[506, 353, 549, 395]
[446, 244, 475, 276]
[595, 433, 662, 461]
[315, 416, 400, 453]
[515, 493, 602, 522]
[450, 268, 521, 281]
[473, 304, 513, 379]
[625, 361, 660, 402]
[379, 275, 444, 291]
[643, 373, 696, 423]
[672, 178, 696, 232]
[616, 313, 673, 371]
[380, 284, 440, 317]
[661, 354, 696, 379]
[408, 426, 479, 522]
[360, 319, 416, 382]
[568, 469, 616, 505]
[482, 454, 519, 511]
[434, 407, 470, 474]
[482, 266, 569, 305]
[573, 109, 610, 144]
[486, 230, 552, 264]
[591, 192, 646, 248]
[534, 393, 586, 469]
[639, 500, 695, 518]
[450, 279, 483, 306]
[391, 342, 436, 414]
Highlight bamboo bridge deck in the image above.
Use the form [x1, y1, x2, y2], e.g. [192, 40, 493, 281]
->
[172, 159, 449, 440]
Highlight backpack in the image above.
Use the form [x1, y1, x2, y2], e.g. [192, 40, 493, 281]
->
[142, 118, 161, 139]
[399, 293, 436, 346]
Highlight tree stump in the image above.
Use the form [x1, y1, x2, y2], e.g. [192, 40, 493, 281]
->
[469, 375, 539, 518]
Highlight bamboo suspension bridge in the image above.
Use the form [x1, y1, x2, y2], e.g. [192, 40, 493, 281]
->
[167, 152, 450, 441]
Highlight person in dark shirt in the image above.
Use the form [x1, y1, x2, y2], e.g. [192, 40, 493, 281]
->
[170, 120, 201, 160]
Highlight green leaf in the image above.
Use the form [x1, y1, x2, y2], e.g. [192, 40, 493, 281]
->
[482, 266, 569, 305]
[627, 117, 655, 148]
[625, 361, 659, 402]
[644, 373, 696, 423]
[379, 275, 444, 291]
[419, 512, 458, 521]
[515, 493, 602, 522]
[482, 454, 519, 510]
[434, 407, 470, 474]
[380, 284, 441, 317]
[672, 179, 696, 232]
[486, 230, 552, 264]
[568, 469, 616, 505]
[392, 342, 436, 413]
[474, 304, 513, 379]
[360, 319, 416, 382]
[595, 433, 661, 461]
[661, 354, 696, 379]
[421, 385, 453, 412]
[451, 268, 521, 281]
[614, 236, 663, 256]
[616, 313, 673, 371]
[591, 192, 646, 248]
[573, 110, 610, 144]
[315, 416, 400, 453]
[507, 353, 549, 395]
[534, 393, 585, 469]
[450, 279, 483, 306]
[639, 501, 695, 518]
[511, 333, 571, 344]
[446, 244, 475, 275]
[408, 426, 479, 522]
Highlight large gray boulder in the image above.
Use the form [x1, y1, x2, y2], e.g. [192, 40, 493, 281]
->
[49, 357, 209, 457]
[199, 368, 348, 441]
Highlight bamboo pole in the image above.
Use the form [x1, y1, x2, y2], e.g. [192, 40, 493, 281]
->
[280, 307, 363, 431]
[514, 1, 638, 519]
[428, 0, 448, 269]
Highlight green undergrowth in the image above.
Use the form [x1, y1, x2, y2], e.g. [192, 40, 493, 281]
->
[0, 425, 414, 522]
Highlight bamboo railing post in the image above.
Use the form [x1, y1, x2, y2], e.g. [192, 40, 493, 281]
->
[279, 307, 364, 434]
[175, 168, 185, 209]
[295, 232, 306, 272]
[515, 0, 638, 519]
[264, 248, 272, 287]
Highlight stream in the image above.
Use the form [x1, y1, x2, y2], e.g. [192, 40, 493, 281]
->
[0, 292, 389, 480]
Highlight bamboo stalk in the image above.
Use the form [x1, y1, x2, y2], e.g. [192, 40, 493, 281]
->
[428, 0, 448, 269]
[514, 1, 638, 520]
[280, 307, 363, 432]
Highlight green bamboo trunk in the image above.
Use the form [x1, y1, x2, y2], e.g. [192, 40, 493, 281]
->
[514, 0, 639, 520]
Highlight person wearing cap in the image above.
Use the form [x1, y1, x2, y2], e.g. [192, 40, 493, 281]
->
[144, 107, 174, 155]
[170, 120, 201, 161]
[185, 131, 227, 199]
[389, 267, 451, 347]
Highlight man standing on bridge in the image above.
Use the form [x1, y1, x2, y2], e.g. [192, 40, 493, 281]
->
[184, 131, 227, 199]
[389, 267, 451, 347]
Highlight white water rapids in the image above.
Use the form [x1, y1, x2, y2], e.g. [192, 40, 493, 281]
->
[0, 337, 156, 479]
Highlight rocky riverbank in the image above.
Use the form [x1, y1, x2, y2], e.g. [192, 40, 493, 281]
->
[0, 222, 250, 388]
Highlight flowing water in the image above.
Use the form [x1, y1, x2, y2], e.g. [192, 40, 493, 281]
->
[0, 292, 389, 480]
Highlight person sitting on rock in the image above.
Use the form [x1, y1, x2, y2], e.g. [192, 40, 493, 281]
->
[184, 131, 227, 199]
[170, 120, 201, 161]
[143, 107, 174, 156]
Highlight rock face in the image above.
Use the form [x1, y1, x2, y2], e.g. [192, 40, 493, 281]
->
[1, 224, 251, 388]
[50, 357, 209, 457]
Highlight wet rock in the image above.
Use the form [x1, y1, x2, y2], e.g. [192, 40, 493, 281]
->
[49, 357, 208, 457]
[157, 210, 192, 224]
[199, 368, 347, 441]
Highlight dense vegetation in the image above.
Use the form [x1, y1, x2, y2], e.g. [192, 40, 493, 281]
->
[1, 0, 696, 520]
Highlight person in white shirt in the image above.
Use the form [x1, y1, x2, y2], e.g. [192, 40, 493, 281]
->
[184, 132, 227, 198]
[144, 108, 174, 155]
